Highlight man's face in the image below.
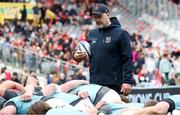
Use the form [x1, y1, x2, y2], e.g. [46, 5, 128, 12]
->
[93, 13, 109, 28]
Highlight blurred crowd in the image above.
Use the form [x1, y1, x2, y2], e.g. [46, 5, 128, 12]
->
[0, 0, 179, 87]
[130, 32, 180, 87]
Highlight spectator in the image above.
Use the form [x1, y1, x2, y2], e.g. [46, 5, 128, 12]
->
[51, 71, 59, 84]
[134, 52, 145, 74]
[0, 67, 6, 81]
[39, 4, 47, 24]
[33, 3, 40, 26]
[74, 68, 86, 80]
[47, 74, 52, 84]
[159, 50, 172, 85]
[20, 4, 27, 22]
[57, 72, 66, 85]
[11, 72, 21, 84]
[67, 74, 74, 81]
[3, 67, 11, 80]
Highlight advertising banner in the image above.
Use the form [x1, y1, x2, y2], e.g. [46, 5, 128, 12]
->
[129, 86, 180, 103]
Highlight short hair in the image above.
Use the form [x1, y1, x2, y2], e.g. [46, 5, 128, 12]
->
[144, 100, 158, 108]
[120, 95, 131, 103]
[12, 72, 18, 77]
[175, 73, 180, 78]
[27, 101, 51, 115]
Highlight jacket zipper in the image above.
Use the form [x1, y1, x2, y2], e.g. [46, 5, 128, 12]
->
[96, 30, 104, 74]
[115, 70, 118, 80]
[115, 75, 117, 80]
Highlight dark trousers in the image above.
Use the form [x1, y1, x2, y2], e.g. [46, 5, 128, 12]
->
[99, 84, 122, 94]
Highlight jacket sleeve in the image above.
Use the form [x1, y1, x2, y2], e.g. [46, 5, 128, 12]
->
[120, 30, 134, 85]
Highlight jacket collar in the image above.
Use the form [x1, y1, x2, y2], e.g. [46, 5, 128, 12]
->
[98, 17, 121, 30]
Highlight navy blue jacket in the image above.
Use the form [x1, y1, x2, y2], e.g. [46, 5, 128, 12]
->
[88, 17, 134, 85]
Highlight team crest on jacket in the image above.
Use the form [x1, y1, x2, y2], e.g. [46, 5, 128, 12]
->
[104, 37, 111, 43]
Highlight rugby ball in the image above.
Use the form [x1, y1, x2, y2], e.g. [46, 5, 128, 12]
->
[76, 41, 91, 61]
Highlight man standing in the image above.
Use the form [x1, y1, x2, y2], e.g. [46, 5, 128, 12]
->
[73, 4, 134, 95]
[33, 3, 40, 26]
[39, 4, 47, 24]
[20, 4, 27, 22]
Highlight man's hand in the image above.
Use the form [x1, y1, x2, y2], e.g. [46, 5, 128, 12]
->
[20, 93, 32, 102]
[120, 83, 132, 96]
[73, 50, 87, 62]
[78, 90, 89, 99]
[95, 101, 105, 110]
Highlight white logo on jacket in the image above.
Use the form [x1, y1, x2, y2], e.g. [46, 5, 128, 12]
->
[104, 37, 111, 43]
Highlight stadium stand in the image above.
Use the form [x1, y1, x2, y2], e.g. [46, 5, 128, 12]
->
[0, 0, 179, 114]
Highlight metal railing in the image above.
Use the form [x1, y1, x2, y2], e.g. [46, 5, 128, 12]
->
[0, 42, 83, 78]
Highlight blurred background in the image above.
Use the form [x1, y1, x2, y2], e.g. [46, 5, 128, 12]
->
[0, 0, 179, 102]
